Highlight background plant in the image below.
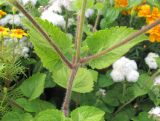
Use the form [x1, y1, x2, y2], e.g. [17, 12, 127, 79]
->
[0, 0, 160, 121]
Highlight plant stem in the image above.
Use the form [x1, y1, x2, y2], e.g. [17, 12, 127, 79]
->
[75, 0, 87, 63]
[9, 0, 73, 69]
[62, 66, 78, 117]
[93, 12, 100, 32]
[62, 0, 87, 116]
[80, 19, 160, 64]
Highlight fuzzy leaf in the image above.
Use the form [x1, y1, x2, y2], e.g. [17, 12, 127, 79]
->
[23, 19, 73, 72]
[71, 106, 105, 121]
[52, 66, 96, 93]
[16, 98, 55, 113]
[20, 73, 46, 100]
[34, 109, 67, 121]
[84, 26, 148, 69]
[2, 111, 33, 121]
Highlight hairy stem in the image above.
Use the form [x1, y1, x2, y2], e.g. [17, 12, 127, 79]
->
[62, 0, 87, 116]
[75, 0, 87, 63]
[62, 66, 78, 116]
[80, 19, 160, 63]
[9, 0, 73, 69]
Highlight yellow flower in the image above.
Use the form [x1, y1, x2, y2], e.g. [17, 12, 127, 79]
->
[0, 26, 9, 36]
[10, 29, 28, 39]
[114, 0, 128, 8]
[147, 25, 160, 42]
[0, 10, 6, 18]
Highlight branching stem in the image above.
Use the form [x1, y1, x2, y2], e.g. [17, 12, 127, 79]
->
[9, 0, 73, 69]
[80, 19, 160, 63]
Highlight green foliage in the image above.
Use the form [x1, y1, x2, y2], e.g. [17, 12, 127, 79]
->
[15, 98, 55, 113]
[84, 26, 148, 69]
[20, 73, 46, 100]
[23, 19, 73, 72]
[71, 106, 105, 121]
[52, 66, 97, 93]
[2, 111, 33, 121]
[24, 19, 97, 93]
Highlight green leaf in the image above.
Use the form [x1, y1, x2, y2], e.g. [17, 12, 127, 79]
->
[132, 112, 154, 121]
[125, 73, 152, 100]
[111, 112, 130, 121]
[52, 66, 96, 93]
[98, 73, 114, 88]
[84, 26, 148, 69]
[71, 106, 105, 121]
[2, 111, 33, 121]
[16, 98, 55, 113]
[34, 109, 67, 121]
[102, 7, 120, 27]
[23, 19, 73, 72]
[20, 73, 46, 100]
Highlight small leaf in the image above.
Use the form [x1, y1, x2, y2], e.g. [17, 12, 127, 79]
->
[20, 73, 46, 100]
[34, 109, 67, 121]
[71, 106, 105, 121]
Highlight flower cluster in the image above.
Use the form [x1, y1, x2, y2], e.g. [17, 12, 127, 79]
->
[110, 57, 139, 82]
[114, 0, 128, 8]
[40, 0, 75, 28]
[138, 4, 160, 42]
[0, 10, 30, 58]
[0, 14, 22, 26]
[149, 107, 160, 119]
[145, 52, 159, 70]
[154, 76, 160, 86]
[0, 26, 28, 39]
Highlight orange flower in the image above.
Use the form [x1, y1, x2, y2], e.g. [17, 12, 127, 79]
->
[138, 4, 151, 18]
[10, 29, 28, 39]
[138, 4, 160, 24]
[114, 0, 128, 8]
[0, 26, 9, 36]
[147, 25, 160, 42]
[146, 7, 160, 24]
[0, 10, 6, 18]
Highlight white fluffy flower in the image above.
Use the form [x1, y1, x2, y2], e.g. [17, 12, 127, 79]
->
[111, 56, 139, 82]
[110, 69, 125, 82]
[41, 10, 66, 28]
[0, 14, 21, 26]
[19, 0, 37, 6]
[154, 76, 160, 86]
[145, 52, 159, 69]
[85, 9, 94, 18]
[149, 107, 160, 117]
[49, 0, 74, 12]
[126, 70, 139, 82]
[48, 0, 62, 13]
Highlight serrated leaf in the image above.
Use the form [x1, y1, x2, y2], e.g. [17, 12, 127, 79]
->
[23, 18, 73, 72]
[71, 106, 105, 121]
[2, 111, 33, 121]
[15, 98, 55, 113]
[84, 26, 148, 69]
[52, 66, 96, 93]
[20, 73, 46, 100]
[34, 109, 67, 121]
